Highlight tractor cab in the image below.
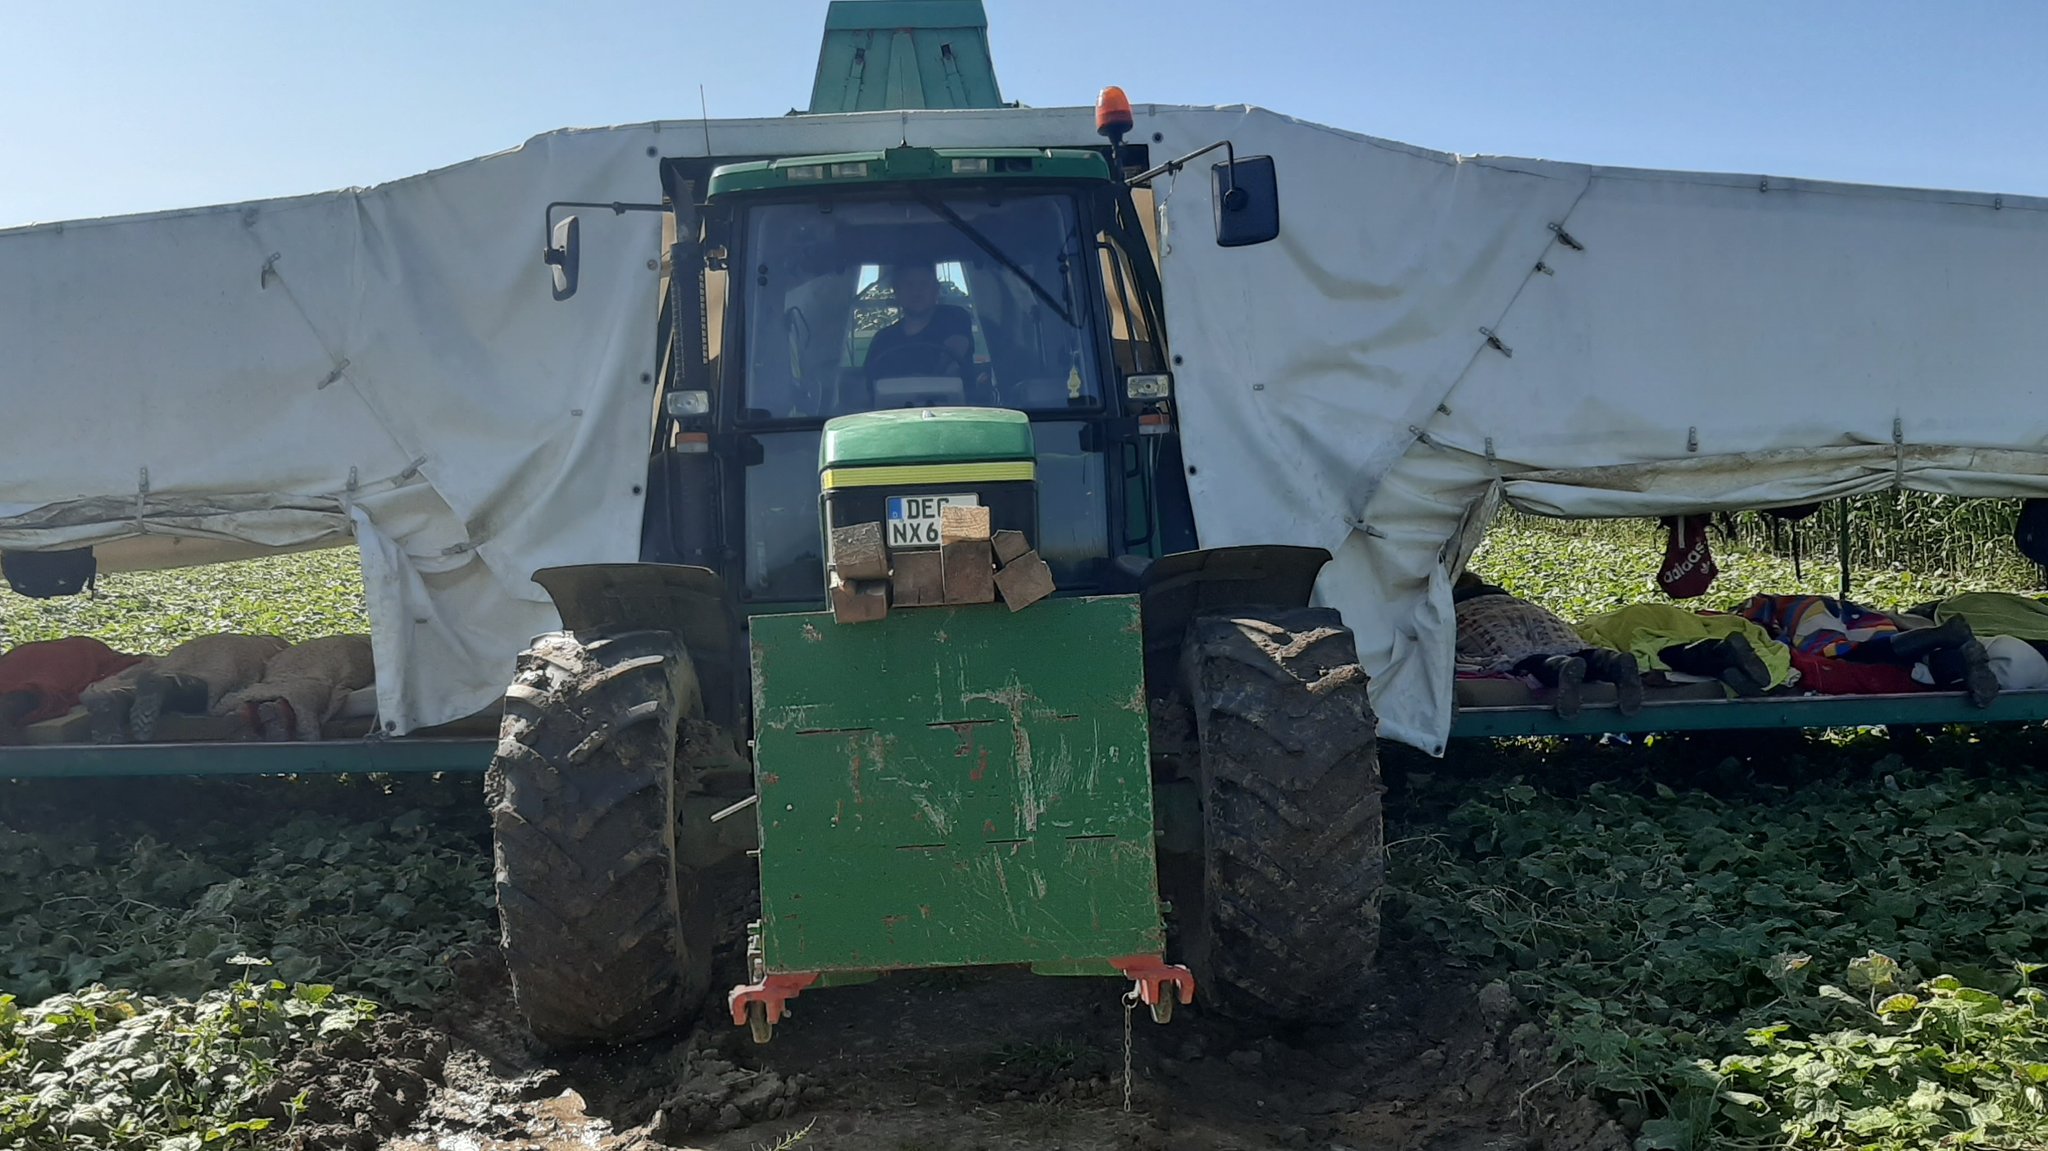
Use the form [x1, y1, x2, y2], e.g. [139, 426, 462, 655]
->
[636, 141, 1207, 610]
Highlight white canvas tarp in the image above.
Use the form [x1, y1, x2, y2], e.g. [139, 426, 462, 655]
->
[5, 103, 2047, 750]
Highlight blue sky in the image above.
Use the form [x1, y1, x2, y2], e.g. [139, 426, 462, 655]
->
[4, 0, 2044, 226]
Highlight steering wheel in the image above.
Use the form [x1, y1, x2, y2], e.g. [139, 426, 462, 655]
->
[866, 341, 965, 381]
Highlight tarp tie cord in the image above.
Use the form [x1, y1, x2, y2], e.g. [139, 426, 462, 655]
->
[1687, 427, 1699, 453]
[134, 467, 149, 532]
[1534, 261, 1555, 276]
[1484, 438, 1498, 473]
[315, 358, 351, 390]
[342, 467, 358, 527]
[259, 252, 281, 290]
[1894, 418, 1906, 490]
[1409, 426, 1441, 449]
[1344, 515, 1387, 540]
[1479, 328, 1513, 358]
[1547, 222, 1585, 251]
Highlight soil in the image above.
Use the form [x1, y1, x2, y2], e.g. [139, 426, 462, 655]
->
[258, 926, 1620, 1151]
[9, 773, 1625, 1151]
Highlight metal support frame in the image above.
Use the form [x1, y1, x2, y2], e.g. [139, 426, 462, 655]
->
[0, 738, 494, 781]
[1451, 688, 2048, 740]
[1839, 498, 1853, 601]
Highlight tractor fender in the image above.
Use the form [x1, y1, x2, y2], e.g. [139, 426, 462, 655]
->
[531, 563, 744, 729]
[1136, 545, 1332, 699]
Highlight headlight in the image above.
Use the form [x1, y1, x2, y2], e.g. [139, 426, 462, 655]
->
[1125, 373, 1172, 400]
[665, 390, 711, 417]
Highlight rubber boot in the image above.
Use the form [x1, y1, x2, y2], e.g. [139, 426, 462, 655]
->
[1543, 655, 1586, 719]
[1583, 649, 1644, 717]
[1885, 616, 1974, 663]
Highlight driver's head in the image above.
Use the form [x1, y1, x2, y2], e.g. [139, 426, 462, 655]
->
[889, 264, 940, 317]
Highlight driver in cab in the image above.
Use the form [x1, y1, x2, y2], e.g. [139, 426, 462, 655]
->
[864, 263, 974, 383]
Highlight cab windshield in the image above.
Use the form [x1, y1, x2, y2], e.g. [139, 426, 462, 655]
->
[739, 192, 1102, 421]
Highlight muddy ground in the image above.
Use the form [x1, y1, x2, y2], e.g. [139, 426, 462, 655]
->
[10, 773, 1622, 1151]
[312, 877, 1617, 1150]
[357, 943, 1624, 1151]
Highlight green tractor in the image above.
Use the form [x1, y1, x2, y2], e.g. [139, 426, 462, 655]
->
[491, 0, 1382, 1047]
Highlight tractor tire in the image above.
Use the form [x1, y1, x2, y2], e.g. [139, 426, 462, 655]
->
[487, 628, 712, 1048]
[1180, 606, 1383, 1026]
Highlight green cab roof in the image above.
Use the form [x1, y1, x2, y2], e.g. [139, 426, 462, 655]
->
[821, 407, 1034, 470]
[707, 146, 1109, 200]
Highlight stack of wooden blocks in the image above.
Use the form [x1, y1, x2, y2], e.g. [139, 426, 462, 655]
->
[828, 507, 1057, 624]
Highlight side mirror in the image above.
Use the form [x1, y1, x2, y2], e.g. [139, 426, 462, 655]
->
[1211, 155, 1279, 248]
[544, 214, 580, 300]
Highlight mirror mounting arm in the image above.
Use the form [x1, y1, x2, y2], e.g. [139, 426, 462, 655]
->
[1128, 139, 1241, 203]
[543, 199, 669, 234]
[541, 199, 669, 301]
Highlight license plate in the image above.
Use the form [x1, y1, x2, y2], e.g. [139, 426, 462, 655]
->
[886, 493, 978, 548]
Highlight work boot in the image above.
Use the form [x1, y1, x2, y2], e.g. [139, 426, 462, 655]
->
[1962, 640, 2000, 708]
[86, 689, 132, 743]
[1542, 655, 1586, 719]
[1583, 649, 1644, 717]
[1927, 640, 2001, 708]
[129, 673, 209, 743]
[1719, 635, 1773, 689]
[1661, 635, 1774, 694]
[1885, 616, 1974, 662]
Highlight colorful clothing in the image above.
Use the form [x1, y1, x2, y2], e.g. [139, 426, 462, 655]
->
[1575, 604, 1792, 687]
[1787, 648, 1923, 695]
[1731, 595, 1901, 658]
[1454, 594, 1588, 674]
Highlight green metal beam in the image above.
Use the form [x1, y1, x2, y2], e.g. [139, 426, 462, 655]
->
[1450, 689, 2048, 740]
[0, 738, 495, 780]
[809, 0, 1003, 114]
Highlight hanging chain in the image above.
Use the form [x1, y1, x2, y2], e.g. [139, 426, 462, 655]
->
[1121, 988, 1139, 1114]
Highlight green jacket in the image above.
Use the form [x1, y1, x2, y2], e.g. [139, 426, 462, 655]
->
[1576, 604, 1791, 686]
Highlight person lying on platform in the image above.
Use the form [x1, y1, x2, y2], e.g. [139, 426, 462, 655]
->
[0, 636, 145, 744]
[1453, 570, 1645, 718]
[1730, 594, 1998, 707]
[1573, 602, 1791, 699]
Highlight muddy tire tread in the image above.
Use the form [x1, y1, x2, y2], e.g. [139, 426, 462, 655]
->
[487, 628, 708, 1048]
[1183, 606, 1384, 1025]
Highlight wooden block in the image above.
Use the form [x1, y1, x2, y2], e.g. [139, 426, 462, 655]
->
[890, 549, 946, 607]
[830, 572, 889, 624]
[941, 540, 996, 605]
[994, 550, 1056, 611]
[829, 522, 890, 582]
[23, 707, 90, 746]
[991, 529, 1031, 566]
[939, 503, 992, 544]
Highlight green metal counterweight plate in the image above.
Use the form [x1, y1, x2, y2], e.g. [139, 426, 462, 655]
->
[749, 595, 1160, 975]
